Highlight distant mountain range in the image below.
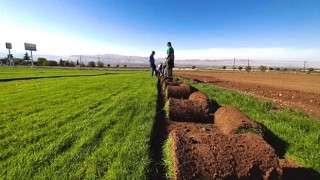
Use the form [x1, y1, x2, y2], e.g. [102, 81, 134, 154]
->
[3, 53, 320, 68]
[66, 54, 320, 68]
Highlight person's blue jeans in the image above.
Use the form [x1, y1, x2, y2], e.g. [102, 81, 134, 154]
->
[150, 63, 157, 77]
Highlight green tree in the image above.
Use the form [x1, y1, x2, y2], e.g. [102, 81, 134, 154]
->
[222, 66, 227, 70]
[88, 61, 96, 67]
[37, 57, 48, 66]
[47, 60, 58, 66]
[308, 68, 314, 73]
[259, 65, 267, 72]
[69, 61, 75, 67]
[238, 66, 243, 71]
[59, 58, 63, 66]
[245, 66, 251, 72]
[97, 61, 104, 68]
[64, 61, 70, 66]
[24, 52, 30, 60]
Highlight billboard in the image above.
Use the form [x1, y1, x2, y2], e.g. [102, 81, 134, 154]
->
[6, 43, 12, 49]
[24, 43, 37, 51]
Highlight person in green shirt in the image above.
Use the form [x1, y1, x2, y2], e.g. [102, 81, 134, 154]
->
[165, 42, 174, 77]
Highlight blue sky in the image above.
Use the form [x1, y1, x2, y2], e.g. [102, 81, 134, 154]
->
[0, 0, 320, 60]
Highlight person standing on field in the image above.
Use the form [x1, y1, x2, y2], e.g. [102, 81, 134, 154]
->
[149, 51, 158, 77]
[165, 42, 174, 78]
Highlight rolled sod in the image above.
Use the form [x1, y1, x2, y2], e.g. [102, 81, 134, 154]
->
[163, 81, 181, 90]
[214, 106, 263, 135]
[188, 91, 209, 103]
[161, 76, 173, 85]
[166, 83, 191, 99]
[167, 98, 210, 122]
[189, 91, 220, 113]
[172, 130, 280, 179]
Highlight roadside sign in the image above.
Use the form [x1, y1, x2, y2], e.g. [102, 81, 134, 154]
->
[24, 43, 37, 51]
[6, 43, 12, 49]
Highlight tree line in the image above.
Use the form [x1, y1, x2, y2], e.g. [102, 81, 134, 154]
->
[0, 52, 121, 68]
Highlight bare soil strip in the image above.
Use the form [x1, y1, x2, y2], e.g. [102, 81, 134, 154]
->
[175, 71, 320, 119]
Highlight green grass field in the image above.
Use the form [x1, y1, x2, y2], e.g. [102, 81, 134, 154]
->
[0, 67, 157, 179]
[0, 67, 111, 80]
[189, 81, 320, 172]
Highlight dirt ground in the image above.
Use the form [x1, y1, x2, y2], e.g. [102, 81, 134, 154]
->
[150, 76, 319, 179]
[175, 70, 320, 119]
[170, 123, 280, 179]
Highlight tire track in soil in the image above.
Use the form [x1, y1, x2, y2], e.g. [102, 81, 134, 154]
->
[148, 78, 168, 180]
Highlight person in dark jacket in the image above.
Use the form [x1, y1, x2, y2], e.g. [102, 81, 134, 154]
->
[149, 51, 158, 77]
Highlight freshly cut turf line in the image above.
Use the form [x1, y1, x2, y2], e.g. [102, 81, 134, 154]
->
[234, 127, 264, 136]
[189, 82, 320, 172]
[0, 70, 157, 179]
[148, 78, 168, 179]
[163, 136, 174, 179]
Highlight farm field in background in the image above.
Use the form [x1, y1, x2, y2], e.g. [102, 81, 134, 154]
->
[175, 75, 320, 173]
[176, 70, 320, 94]
[0, 68, 157, 179]
[175, 70, 320, 118]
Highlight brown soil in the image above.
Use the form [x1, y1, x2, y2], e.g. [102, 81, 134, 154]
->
[163, 81, 181, 88]
[214, 106, 263, 134]
[166, 83, 192, 99]
[188, 91, 209, 104]
[149, 76, 318, 180]
[175, 71, 320, 119]
[167, 98, 210, 123]
[170, 124, 280, 179]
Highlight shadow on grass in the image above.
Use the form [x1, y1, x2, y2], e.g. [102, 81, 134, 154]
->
[281, 166, 320, 180]
[258, 123, 320, 179]
[258, 123, 289, 157]
[148, 78, 168, 180]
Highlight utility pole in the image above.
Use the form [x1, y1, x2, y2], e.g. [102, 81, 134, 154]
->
[304, 61, 307, 71]
[8, 48, 11, 66]
[247, 59, 250, 67]
[233, 58, 236, 70]
[30, 50, 34, 68]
